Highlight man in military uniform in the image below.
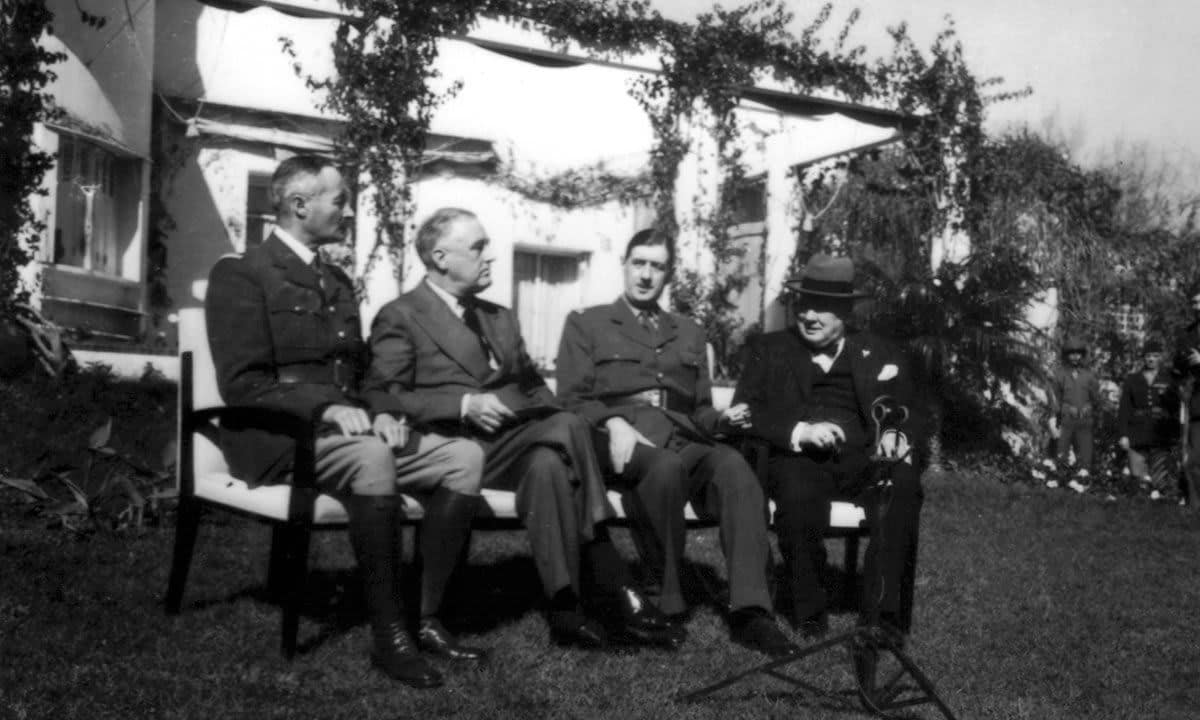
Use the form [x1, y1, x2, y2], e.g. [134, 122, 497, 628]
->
[555, 228, 798, 658]
[1049, 336, 1102, 483]
[1117, 339, 1178, 489]
[206, 156, 486, 689]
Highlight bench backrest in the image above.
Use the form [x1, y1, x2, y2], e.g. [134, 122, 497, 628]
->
[178, 307, 231, 482]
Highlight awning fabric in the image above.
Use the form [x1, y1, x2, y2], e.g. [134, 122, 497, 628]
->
[184, 116, 499, 167]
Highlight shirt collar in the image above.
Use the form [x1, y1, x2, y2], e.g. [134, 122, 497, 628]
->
[425, 277, 466, 319]
[272, 227, 315, 266]
[622, 295, 660, 318]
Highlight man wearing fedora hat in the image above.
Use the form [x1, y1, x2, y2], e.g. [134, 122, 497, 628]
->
[555, 228, 799, 657]
[1049, 335, 1101, 483]
[733, 253, 924, 639]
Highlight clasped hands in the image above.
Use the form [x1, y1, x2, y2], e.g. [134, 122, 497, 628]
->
[464, 392, 519, 434]
[793, 421, 911, 463]
[321, 404, 409, 449]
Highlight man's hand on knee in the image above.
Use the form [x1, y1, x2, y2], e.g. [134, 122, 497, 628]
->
[322, 404, 372, 436]
[604, 416, 655, 474]
[372, 413, 409, 449]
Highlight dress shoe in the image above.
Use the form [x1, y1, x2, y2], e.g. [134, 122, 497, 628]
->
[730, 608, 801, 658]
[371, 622, 443, 688]
[612, 587, 685, 649]
[417, 617, 489, 662]
[796, 611, 830, 640]
[548, 609, 608, 650]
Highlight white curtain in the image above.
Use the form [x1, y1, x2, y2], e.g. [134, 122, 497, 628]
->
[514, 251, 582, 371]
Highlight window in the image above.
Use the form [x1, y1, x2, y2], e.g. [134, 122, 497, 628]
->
[53, 134, 138, 276]
[245, 172, 276, 251]
[43, 132, 145, 340]
[1112, 303, 1146, 341]
[512, 249, 587, 371]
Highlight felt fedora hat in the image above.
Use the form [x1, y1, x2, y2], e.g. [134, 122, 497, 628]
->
[785, 254, 871, 299]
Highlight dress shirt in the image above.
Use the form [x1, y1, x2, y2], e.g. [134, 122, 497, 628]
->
[271, 227, 315, 266]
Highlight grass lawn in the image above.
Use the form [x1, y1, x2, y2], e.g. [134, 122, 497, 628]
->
[3, 370, 1200, 719]
[3, 467, 1200, 719]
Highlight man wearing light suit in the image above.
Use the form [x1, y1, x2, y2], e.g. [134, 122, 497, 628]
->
[365, 208, 678, 650]
[734, 254, 924, 641]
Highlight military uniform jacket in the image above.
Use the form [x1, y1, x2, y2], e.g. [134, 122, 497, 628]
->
[555, 298, 722, 448]
[364, 281, 558, 431]
[1117, 369, 1179, 448]
[205, 233, 369, 486]
[733, 328, 923, 456]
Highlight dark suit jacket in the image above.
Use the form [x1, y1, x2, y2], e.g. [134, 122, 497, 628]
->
[555, 298, 722, 447]
[205, 233, 368, 486]
[364, 281, 558, 430]
[1173, 319, 1200, 419]
[733, 329, 922, 456]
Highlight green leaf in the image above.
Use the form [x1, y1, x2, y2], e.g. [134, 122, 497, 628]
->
[87, 417, 113, 449]
[58, 476, 90, 511]
[0, 476, 50, 500]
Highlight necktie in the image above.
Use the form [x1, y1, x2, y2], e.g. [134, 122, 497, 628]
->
[460, 298, 493, 360]
[310, 256, 326, 293]
[638, 309, 659, 338]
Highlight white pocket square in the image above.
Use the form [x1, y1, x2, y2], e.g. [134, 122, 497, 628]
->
[877, 364, 899, 381]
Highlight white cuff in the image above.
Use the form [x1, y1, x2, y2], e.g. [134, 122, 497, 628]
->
[460, 393, 472, 421]
[789, 422, 810, 453]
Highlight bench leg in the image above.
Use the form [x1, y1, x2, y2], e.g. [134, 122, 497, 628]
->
[269, 523, 312, 659]
[842, 534, 861, 609]
[165, 497, 202, 614]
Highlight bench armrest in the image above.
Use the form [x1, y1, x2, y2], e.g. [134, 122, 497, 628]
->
[188, 405, 322, 491]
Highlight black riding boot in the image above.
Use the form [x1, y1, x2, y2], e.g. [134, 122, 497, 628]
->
[344, 494, 442, 688]
[416, 489, 488, 662]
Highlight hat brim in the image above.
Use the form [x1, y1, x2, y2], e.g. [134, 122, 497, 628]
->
[785, 284, 871, 300]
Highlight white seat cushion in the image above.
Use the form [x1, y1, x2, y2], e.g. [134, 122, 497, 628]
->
[193, 470, 866, 529]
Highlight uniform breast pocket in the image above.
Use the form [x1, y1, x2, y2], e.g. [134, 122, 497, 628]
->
[595, 350, 639, 366]
[267, 289, 325, 354]
[677, 351, 702, 378]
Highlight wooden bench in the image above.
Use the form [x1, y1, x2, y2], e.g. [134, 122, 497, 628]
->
[164, 308, 868, 656]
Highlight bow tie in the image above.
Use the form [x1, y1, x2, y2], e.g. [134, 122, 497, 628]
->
[810, 343, 838, 359]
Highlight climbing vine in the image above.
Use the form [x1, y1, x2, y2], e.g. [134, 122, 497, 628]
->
[0, 1, 65, 313]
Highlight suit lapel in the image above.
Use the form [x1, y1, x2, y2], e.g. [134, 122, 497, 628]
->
[782, 328, 813, 399]
[846, 335, 875, 416]
[408, 282, 494, 382]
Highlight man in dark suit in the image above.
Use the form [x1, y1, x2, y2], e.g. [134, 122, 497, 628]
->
[365, 208, 677, 650]
[555, 229, 798, 657]
[206, 155, 487, 689]
[734, 254, 924, 640]
[1173, 286, 1200, 507]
